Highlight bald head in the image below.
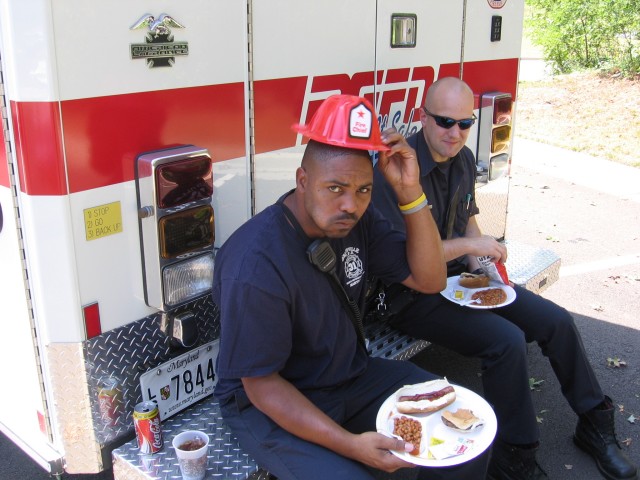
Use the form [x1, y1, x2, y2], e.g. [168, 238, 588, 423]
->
[425, 77, 474, 112]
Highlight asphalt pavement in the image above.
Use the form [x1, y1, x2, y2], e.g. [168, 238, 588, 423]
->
[1, 138, 639, 479]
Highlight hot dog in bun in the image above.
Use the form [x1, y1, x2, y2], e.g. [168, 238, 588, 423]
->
[459, 272, 490, 289]
[395, 378, 456, 414]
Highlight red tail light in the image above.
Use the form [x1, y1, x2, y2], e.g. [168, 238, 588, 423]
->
[83, 302, 102, 339]
[493, 96, 512, 125]
[155, 156, 213, 209]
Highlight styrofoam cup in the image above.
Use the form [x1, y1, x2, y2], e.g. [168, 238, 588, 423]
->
[172, 430, 210, 480]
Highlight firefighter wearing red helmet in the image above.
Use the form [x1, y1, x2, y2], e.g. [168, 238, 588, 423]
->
[213, 94, 491, 479]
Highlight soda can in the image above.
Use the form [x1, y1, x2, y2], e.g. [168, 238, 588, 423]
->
[133, 401, 164, 454]
[98, 377, 121, 426]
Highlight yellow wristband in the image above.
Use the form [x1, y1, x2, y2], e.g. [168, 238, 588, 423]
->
[398, 192, 427, 211]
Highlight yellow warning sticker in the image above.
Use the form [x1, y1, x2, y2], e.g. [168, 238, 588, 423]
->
[84, 201, 123, 241]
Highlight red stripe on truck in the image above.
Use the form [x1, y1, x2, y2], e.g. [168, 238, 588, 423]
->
[11, 83, 246, 195]
[461, 58, 519, 101]
[253, 76, 308, 154]
[9, 59, 518, 196]
[252, 59, 518, 154]
[11, 101, 68, 195]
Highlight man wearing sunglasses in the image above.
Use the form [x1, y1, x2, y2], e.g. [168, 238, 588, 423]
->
[372, 77, 637, 480]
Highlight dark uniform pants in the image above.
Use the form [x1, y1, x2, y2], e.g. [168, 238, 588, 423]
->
[219, 357, 489, 480]
[391, 285, 604, 445]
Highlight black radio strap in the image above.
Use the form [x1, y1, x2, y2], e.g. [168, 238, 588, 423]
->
[278, 200, 367, 349]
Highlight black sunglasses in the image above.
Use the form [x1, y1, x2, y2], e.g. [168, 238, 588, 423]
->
[423, 108, 477, 130]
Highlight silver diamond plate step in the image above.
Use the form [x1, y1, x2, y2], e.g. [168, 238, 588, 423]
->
[112, 400, 269, 480]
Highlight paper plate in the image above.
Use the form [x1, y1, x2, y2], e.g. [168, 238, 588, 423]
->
[376, 384, 497, 467]
[440, 275, 516, 309]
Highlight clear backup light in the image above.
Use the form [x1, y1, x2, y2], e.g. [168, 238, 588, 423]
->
[163, 253, 214, 308]
[489, 153, 509, 181]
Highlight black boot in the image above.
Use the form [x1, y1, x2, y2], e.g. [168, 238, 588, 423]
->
[487, 440, 548, 480]
[574, 396, 638, 480]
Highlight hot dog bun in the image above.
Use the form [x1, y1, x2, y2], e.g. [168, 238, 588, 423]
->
[395, 378, 456, 414]
[459, 272, 490, 289]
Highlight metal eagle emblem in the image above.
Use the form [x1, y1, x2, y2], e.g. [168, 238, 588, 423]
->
[130, 13, 188, 68]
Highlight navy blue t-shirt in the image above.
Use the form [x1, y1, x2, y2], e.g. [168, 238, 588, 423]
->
[213, 202, 411, 403]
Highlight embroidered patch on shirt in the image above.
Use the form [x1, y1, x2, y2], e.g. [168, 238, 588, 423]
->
[342, 247, 364, 287]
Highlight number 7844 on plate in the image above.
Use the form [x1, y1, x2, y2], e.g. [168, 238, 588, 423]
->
[140, 341, 219, 420]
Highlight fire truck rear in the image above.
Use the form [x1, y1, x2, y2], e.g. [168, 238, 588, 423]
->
[0, 1, 559, 478]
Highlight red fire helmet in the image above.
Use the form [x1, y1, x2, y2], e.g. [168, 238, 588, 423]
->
[292, 94, 390, 151]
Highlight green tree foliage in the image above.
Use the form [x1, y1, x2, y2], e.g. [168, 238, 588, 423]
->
[525, 0, 640, 76]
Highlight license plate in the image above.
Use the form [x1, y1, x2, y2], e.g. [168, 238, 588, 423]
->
[140, 341, 218, 420]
